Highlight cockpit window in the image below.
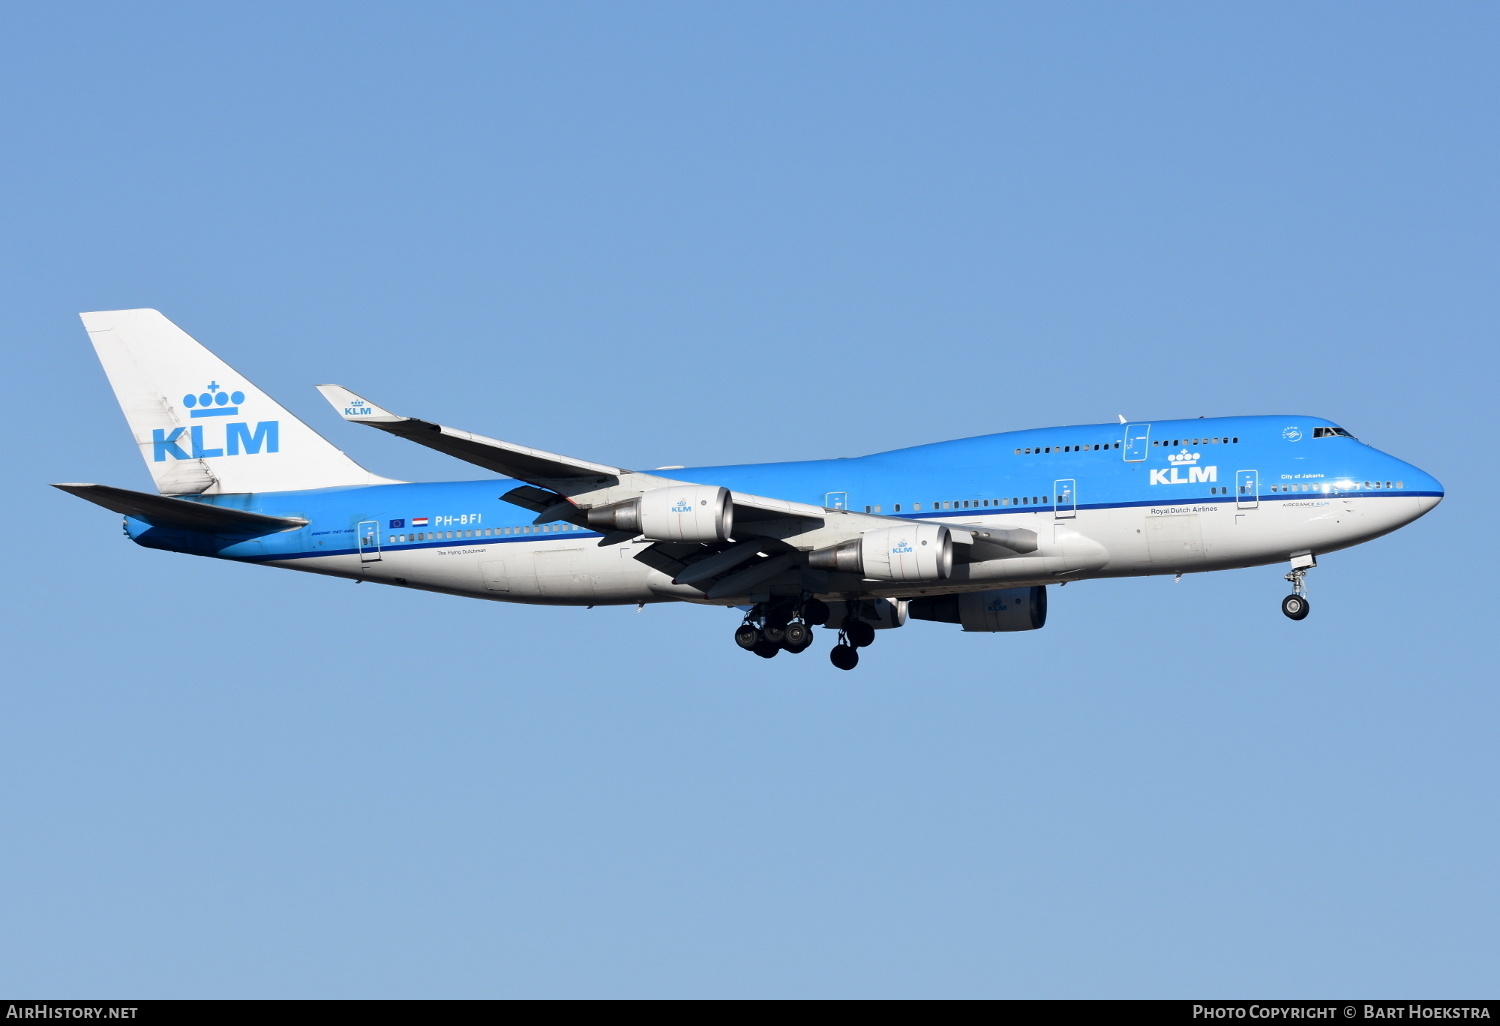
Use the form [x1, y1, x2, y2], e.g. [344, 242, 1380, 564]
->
[1313, 426, 1355, 439]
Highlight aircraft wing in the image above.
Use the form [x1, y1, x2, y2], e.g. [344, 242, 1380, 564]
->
[317, 384, 830, 526]
[315, 385, 622, 483]
[315, 386, 1036, 595]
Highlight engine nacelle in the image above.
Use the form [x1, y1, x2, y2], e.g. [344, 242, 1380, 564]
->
[587, 485, 732, 543]
[808, 524, 952, 582]
[907, 587, 1048, 632]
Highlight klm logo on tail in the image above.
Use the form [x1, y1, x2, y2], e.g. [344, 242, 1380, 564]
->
[153, 382, 279, 461]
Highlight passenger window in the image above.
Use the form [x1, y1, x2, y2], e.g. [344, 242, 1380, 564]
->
[913, 503, 921, 511]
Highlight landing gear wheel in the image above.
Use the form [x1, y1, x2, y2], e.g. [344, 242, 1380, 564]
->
[844, 620, 875, 649]
[782, 622, 813, 652]
[1281, 594, 1310, 620]
[761, 624, 786, 646]
[734, 624, 762, 651]
[830, 644, 859, 670]
[801, 598, 831, 626]
[752, 640, 780, 659]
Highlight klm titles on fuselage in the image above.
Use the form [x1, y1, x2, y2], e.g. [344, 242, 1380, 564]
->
[152, 383, 278, 461]
[1150, 448, 1217, 486]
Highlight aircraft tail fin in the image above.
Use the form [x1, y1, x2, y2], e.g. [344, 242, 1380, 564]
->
[80, 309, 393, 495]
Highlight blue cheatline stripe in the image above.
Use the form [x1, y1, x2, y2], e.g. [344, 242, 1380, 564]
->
[232, 492, 1437, 564]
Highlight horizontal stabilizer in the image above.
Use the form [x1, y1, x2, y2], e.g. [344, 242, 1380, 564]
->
[53, 483, 308, 534]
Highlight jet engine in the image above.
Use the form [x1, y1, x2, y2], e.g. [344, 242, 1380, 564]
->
[587, 485, 733, 543]
[907, 586, 1048, 632]
[807, 524, 952, 582]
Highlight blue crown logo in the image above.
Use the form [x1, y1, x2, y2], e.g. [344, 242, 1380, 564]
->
[181, 381, 246, 418]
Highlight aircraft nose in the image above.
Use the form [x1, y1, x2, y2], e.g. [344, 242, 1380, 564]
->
[1405, 463, 1443, 516]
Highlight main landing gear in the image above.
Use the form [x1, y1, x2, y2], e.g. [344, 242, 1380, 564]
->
[734, 598, 829, 659]
[1281, 554, 1316, 621]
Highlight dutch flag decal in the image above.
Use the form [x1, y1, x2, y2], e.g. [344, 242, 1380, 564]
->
[412, 517, 429, 527]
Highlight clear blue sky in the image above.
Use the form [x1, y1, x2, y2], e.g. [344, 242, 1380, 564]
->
[2, 2, 1496, 998]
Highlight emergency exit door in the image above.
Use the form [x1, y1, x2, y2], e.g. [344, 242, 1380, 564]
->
[1235, 470, 1260, 510]
[1053, 479, 1076, 518]
[1122, 423, 1151, 461]
[358, 520, 382, 561]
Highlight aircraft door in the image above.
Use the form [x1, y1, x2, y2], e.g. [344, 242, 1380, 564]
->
[1053, 479, 1076, 518]
[357, 519, 382, 561]
[1122, 423, 1151, 461]
[824, 491, 848, 511]
[1235, 470, 1259, 510]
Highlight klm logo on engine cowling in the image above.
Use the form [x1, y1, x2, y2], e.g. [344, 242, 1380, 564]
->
[152, 382, 279, 462]
[891, 539, 914, 554]
[1150, 448, 1218, 485]
[671, 498, 693, 513]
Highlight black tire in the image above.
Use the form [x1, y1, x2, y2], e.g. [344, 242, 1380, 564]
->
[802, 598, 831, 626]
[829, 644, 859, 670]
[1281, 594, 1310, 621]
[783, 622, 813, 650]
[761, 624, 786, 646]
[734, 624, 762, 651]
[844, 620, 876, 649]
[752, 640, 780, 659]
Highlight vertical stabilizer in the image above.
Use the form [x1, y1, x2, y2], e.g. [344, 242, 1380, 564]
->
[81, 309, 391, 495]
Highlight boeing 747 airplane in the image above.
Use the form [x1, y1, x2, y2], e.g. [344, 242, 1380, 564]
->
[57, 310, 1443, 669]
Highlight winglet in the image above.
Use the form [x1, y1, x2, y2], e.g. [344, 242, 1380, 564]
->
[315, 384, 405, 424]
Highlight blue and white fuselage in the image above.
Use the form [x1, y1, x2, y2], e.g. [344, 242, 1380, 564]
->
[61, 311, 1442, 666]
[135, 416, 1438, 603]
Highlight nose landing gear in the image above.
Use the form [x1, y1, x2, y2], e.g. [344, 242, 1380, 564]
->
[1281, 554, 1315, 620]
